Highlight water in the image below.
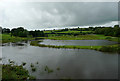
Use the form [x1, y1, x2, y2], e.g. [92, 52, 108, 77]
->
[40, 39, 117, 46]
[1, 41, 118, 79]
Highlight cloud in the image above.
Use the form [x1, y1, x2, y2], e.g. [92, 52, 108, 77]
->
[0, 1, 118, 30]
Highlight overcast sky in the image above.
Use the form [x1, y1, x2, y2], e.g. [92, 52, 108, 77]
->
[0, 0, 118, 30]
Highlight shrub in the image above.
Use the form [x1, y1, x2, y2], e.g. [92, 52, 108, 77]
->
[99, 46, 116, 52]
[56, 67, 60, 71]
[105, 37, 111, 40]
[2, 64, 35, 80]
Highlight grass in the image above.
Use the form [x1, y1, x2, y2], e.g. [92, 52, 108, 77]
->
[37, 34, 119, 42]
[46, 35, 98, 40]
[0, 34, 34, 43]
[44, 30, 93, 33]
[99, 44, 119, 53]
[30, 41, 100, 50]
[3, 59, 36, 80]
[1, 34, 119, 43]
[54, 30, 93, 33]
[1, 33, 119, 53]
[2, 64, 35, 80]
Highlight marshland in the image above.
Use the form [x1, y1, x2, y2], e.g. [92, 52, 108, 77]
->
[0, 1, 119, 80]
[0, 25, 120, 80]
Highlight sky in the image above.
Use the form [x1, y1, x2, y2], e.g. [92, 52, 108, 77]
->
[0, 0, 119, 30]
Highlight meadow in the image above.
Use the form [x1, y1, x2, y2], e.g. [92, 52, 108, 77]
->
[38, 34, 119, 42]
[44, 30, 93, 33]
[0, 34, 34, 43]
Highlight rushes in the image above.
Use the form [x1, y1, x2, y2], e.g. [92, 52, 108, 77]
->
[44, 66, 53, 73]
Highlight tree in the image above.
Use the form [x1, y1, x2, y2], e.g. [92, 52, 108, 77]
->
[2, 28, 10, 34]
[11, 27, 28, 37]
[29, 30, 45, 37]
[0, 27, 2, 34]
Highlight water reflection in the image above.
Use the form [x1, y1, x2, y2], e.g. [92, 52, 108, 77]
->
[2, 42, 118, 79]
[40, 39, 117, 46]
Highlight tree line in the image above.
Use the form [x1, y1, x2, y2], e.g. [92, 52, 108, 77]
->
[45, 25, 120, 37]
[0, 27, 46, 37]
[94, 25, 120, 37]
[0, 25, 120, 37]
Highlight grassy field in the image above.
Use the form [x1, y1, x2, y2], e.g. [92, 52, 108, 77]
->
[44, 30, 93, 33]
[54, 31, 93, 33]
[38, 34, 119, 42]
[0, 34, 34, 43]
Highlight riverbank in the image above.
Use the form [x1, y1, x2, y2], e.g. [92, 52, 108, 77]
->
[30, 41, 119, 53]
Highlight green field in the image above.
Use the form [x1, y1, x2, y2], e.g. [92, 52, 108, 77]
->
[0, 34, 34, 43]
[38, 34, 119, 42]
[44, 30, 93, 33]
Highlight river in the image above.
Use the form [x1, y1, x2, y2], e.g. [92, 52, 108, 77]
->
[1, 40, 118, 79]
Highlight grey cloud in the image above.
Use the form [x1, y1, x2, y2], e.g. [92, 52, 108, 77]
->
[0, 2, 118, 30]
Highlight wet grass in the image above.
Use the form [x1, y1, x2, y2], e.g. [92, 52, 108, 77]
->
[99, 44, 119, 53]
[30, 41, 100, 50]
[2, 64, 35, 80]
